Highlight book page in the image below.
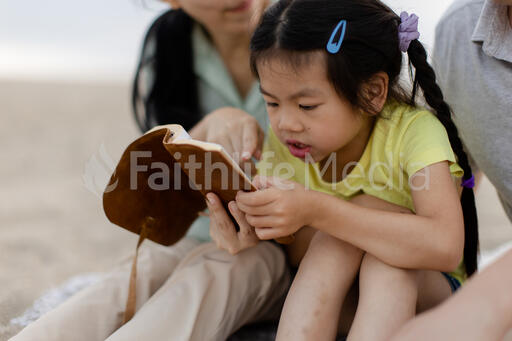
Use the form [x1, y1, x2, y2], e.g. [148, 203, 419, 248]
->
[167, 126, 253, 187]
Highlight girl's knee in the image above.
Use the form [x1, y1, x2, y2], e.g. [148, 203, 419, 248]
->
[307, 231, 364, 264]
[359, 253, 419, 285]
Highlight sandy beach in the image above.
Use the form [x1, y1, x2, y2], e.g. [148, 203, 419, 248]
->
[0, 80, 511, 340]
[0, 80, 141, 339]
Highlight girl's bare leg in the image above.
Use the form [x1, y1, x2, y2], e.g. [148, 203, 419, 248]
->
[347, 253, 452, 341]
[347, 253, 419, 340]
[276, 231, 364, 341]
[278, 194, 454, 340]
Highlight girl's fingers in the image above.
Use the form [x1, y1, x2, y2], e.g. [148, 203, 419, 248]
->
[235, 200, 275, 216]
[244, 214, 278, 228]
[252, 175, 273, 190]
[254, 227, 280, 240]
[236, 188, 277, 206]
[253, 175, 295, 191]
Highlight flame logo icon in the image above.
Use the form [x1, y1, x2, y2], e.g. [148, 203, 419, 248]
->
[82, 143, 118, 198]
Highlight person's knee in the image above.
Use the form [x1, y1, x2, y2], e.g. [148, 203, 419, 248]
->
[209, 242, 290, 311]
[206, 241, 287, 279]
[359, 253, 419, 287]
[308, 231, 364, 261]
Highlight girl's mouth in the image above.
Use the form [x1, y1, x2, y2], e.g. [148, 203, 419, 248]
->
[226, 0, 252, 13]
[286, 140, 312, 159]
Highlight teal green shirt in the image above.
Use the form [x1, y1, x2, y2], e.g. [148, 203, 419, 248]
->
[186, 24, 268, 242]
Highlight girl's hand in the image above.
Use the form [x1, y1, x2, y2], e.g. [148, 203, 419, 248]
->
[235, 176, 314, 240]
[190, 107, 264, 173]
[206, 192, 259, 255]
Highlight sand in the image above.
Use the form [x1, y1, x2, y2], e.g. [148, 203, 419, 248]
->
[0, 80, 511, 340]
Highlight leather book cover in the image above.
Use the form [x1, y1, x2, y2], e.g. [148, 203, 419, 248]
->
[103, 124, 258, 246]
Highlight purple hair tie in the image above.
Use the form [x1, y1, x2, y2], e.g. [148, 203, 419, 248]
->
[461, 175, 475, 189]
[398, 11, 420, 52]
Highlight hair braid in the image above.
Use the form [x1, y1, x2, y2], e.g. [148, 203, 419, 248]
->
[407, 40, 479, 276]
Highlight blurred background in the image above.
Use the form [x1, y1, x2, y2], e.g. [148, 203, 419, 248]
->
[0, 0, 511, 340]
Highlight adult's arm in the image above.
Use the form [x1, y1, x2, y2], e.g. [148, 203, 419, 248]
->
[391, 249, 512, 341]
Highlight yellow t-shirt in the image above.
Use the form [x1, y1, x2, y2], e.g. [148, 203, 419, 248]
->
[257, 100, 466, 283]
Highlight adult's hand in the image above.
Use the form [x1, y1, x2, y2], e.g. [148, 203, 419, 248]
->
[206, 192, 259, 255]
[190, 107, 264, 171]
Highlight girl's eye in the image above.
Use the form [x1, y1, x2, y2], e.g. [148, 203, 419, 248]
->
[266, 102, 279, 108]
[299, 104, 318, 111]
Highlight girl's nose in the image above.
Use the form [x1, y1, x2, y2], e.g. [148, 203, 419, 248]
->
[277, 109, 303, 132]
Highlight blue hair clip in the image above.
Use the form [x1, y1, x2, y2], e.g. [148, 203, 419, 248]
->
[326, 20, 347, 54]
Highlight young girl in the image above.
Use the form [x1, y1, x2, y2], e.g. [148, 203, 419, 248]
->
[207, 0, 479, 339]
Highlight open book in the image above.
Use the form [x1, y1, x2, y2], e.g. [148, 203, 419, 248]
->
[103, 124, 293, 247]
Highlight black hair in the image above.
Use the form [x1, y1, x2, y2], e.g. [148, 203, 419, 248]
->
[132, 9, 200, 132]
[250, 0, 479, 276]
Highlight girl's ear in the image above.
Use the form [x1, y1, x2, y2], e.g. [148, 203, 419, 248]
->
[362, 72, 389, 115]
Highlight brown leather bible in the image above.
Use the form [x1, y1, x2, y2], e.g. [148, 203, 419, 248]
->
[103, 124, 259, 246]
[102, 124, 293, 322]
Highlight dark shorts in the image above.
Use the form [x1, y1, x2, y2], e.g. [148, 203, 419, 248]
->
[441, 272, 462, 292]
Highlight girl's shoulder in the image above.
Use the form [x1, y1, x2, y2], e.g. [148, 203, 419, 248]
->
[376, 101, 463, 178]
[377, 100, 445, 139]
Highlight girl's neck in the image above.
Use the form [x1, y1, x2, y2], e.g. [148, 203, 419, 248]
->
[320, 116, 376, 184]
[209, 30, 254, 98]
